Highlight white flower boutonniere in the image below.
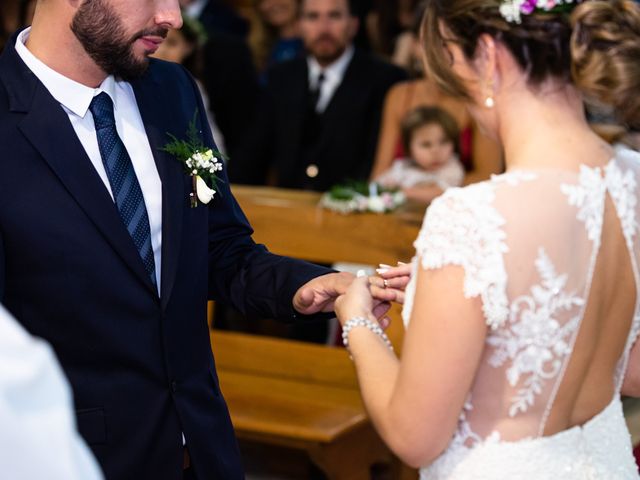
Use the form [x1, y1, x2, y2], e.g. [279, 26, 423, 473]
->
[162, 113, 225, 208]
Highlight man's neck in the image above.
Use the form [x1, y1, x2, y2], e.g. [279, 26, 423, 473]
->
[26, 20, 107, 88]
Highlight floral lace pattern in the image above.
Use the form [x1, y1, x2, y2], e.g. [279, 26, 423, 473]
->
[413, 183, 511, 330]
[604, 161, 638, 249]
[561, 165, 606, 246]
[487, 248, 584, 417]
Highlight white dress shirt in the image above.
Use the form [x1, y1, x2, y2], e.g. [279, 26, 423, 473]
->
[15, 28, 163, 292]
[307, 45, 355, 113]
[0, 304, 104, 480]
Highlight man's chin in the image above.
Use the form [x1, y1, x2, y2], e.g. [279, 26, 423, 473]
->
[312, 50, 344, 65]
[112, 58, 150, 81]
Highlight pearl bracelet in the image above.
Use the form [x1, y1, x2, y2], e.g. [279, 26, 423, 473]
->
[341, 316, 394, 358]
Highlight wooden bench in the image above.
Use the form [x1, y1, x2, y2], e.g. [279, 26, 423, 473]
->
[210, 329, 416, 479]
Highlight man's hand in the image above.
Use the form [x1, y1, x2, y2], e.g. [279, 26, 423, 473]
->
[293, 272, 355, 315]
[293, 271, 399, 323]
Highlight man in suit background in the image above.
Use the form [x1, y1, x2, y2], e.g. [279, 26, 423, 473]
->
[0, 0, 395, 478]
[229, 0, 406, 191]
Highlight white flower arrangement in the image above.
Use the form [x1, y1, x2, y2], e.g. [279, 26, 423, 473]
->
[320, 182, 405, 214]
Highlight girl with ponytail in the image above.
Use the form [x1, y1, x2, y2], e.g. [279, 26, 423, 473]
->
[333, 1, 640, 478]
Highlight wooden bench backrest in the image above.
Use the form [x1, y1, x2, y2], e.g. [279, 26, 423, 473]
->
[210, 330, 359, 390]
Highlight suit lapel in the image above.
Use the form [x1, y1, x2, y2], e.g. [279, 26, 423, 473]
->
[16, 82, 158, 296]
[131, 74, 184, 310]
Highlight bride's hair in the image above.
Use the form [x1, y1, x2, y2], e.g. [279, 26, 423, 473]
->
[422, 0, 640, 128]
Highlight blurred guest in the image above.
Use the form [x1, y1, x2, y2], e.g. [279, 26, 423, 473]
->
[369, 3, 502, 184]
[230, 0, 406, 191]
[250, 0, 304, 74]
[375, 106, 464, 204]
[202, 30, 261, 159]
[180, 0, 250, 38]
[0, 0, 18, 51]
[0, 304, 103, 480]
[366, 0, 419, 61]
[19, 0, 36, 27]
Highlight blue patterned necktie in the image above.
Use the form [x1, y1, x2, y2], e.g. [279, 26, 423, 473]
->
[89, 92, 157, 287]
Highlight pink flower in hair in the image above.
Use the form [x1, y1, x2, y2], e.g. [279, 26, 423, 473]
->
[521, 0, 537, 14]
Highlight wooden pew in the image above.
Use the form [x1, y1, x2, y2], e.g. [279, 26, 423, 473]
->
[211, 329, 416, 479]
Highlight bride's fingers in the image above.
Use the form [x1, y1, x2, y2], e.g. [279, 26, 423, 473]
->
[368, 274, 409, 294]
[377, 263, 412, 278]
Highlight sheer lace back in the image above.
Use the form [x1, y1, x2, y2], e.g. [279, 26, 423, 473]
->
[403, 145, 640, 447]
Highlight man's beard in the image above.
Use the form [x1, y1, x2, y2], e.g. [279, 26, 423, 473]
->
[308, 34, 346, 65]
[71, 0, 166, 81]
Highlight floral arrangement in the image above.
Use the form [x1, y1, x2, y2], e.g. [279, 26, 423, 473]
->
[163, 114, 225, 207]
[320, 181, 405, 214]
[499, 0, 581, 24]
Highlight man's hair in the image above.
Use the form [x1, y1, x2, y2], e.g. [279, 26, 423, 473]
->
[300, 0, 357, 16]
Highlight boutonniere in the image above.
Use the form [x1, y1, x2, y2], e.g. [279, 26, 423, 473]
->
[162, 114, 225, 208]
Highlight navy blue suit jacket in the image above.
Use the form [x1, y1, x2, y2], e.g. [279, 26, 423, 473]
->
[0, 36, 329, 479]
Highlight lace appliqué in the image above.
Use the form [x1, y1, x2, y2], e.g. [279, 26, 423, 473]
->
[561, 165, 606, 246]
[487, 248, 584, 417]
[605, 161, 638, 249]
[414, 184, 510, 330]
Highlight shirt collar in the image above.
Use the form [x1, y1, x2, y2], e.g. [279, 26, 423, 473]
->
[15, 27, 118, 118]
[307, 45, 355, 86]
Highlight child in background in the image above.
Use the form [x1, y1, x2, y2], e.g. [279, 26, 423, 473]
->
[375, 106, 464, 203]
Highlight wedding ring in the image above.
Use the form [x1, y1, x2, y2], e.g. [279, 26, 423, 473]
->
[383, 279, 389, 288]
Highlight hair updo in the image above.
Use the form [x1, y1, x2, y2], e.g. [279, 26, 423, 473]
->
[422, 0, 640, 128]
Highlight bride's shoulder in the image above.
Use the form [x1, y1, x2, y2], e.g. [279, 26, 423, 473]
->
[428, 171, 536, 214]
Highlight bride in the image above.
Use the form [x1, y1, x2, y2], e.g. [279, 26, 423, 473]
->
[334, 0, 640, 478]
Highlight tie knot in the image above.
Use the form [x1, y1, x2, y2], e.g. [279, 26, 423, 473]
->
[90, 92, 116, 130]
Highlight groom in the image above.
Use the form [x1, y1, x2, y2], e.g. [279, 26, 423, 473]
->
[0, 0, 384, 479]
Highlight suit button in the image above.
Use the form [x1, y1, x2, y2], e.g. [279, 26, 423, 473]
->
[171, 381, 178, 393]
[306, 164, 319, 178]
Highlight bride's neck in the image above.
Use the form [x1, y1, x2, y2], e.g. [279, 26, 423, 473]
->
[497, 83, 607, 170]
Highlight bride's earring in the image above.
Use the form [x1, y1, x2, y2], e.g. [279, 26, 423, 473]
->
[484, 81, 495, 108]
[484, 95, 495, 108]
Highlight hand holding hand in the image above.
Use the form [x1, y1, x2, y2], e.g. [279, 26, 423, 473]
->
[373, 262, 412, 304]
[334, 275, 379, 327]
[293, 272, 354, 315]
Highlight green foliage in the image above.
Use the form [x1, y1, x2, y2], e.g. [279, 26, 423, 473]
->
[161, 111, 226, 192]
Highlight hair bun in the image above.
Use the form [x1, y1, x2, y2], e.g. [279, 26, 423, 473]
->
[571, 0, 640, 128]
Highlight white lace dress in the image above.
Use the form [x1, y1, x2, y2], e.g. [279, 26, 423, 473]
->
[402, 145, 640, 479]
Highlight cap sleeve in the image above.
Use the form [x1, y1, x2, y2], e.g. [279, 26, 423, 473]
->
[413, 184, 510, 329]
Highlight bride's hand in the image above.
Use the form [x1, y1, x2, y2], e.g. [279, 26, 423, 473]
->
[371, 262, 412, 304]
[335, 276, 391, 328]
